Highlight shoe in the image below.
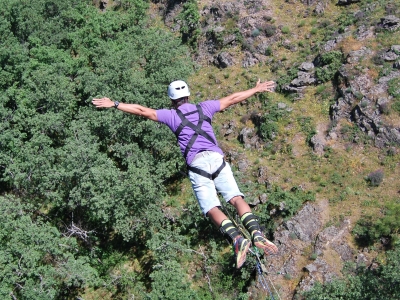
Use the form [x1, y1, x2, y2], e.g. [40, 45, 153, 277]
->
[233, 236, 251, 269]
[253, 231, 278, 255]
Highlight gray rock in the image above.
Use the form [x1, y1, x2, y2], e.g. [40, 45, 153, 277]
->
[314, 220, 353, 261]
[290, 72, 317, 87]
[259, 193, 268, 204]
[299, 257, 339, 292]
[299, 62, 315, 72]
[355, 25, 375, 40]
[242, 52, 259, 68]
[347, 47, 372, 63]
[383, 51, 399, 61]
[282, 203, 323, 243]
[323, 40, 338, 52]
[338, 0, 360, 4]
[391, 45, 400, 53]
[257, 166, 269, 184]
[237, 159, 250, 172]
[223, 34, 237, 46]
[314, 2, 326, 15]
[379, 15, 400, 31]
[310, 135, 325, 154]
[239, 127, 263, 149]
[214, 52, 235, 68]
[278, 102, 287, 109]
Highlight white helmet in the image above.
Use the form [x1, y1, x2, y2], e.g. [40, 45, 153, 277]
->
[167, 80, 190, 100]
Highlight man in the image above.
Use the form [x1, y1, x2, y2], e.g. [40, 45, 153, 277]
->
[92, 79, 278, 268]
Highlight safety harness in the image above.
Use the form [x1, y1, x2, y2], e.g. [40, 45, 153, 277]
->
[174, 104, 225, 180]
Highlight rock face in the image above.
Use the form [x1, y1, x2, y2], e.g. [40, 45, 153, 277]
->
[330, 45, 400, 148]
[262, 200, 376, 299]
[283, 62, 317, 94]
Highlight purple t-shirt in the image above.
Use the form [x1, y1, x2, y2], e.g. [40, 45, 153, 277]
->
[156, 100, 224, 165]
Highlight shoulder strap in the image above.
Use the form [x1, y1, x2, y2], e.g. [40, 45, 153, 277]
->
[174, 104, 216, 158]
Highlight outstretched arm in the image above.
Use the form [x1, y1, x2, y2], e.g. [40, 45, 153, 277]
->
[219, 79, 275, 111]
[92, 97, 158, 121]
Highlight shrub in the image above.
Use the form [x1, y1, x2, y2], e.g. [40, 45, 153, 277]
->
[372, 53, 385, 65]
[315, 51, 344, 83]
[353, 201, 400, 248]
[297, 116, 317, 145]
[265, 46, 273, 56]
[177, 0, 200, 48]
[255, 100, 290, 141]
[303, 245, 400, 299]
[263, 16, 273, 22]
[388, 78, 400, 99]
[251, 28, 261, 37]
[281, 26, 290, 34]
[267, 186, 316, 219]
[259, 120, 278, 141]
[366, 169, 384, 187]
[319, 19, 331, 28]
[263, 24, 277, 37]
[368, 170, 383, 185]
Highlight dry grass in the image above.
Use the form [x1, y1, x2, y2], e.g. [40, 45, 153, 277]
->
[338, 36, 365, 55]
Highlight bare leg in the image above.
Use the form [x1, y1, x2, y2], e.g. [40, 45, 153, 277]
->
[207, 196, 251, 226]
[229, 196, 251, 217]
[207, 206, 229, 227]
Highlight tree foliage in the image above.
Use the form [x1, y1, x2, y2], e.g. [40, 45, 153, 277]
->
[176, 0, 201, 49]
[0, 0, 193, 240]
[0, 195, 99, 299]
[0, 0, 194, 297]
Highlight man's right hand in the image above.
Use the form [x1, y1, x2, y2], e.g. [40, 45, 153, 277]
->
[92, 97, 115, 108]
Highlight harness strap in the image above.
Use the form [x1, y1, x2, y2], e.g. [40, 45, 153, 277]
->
[188, 159, 226, 180]
[175, 104, 224, 180]
[175, 104, 216, 159]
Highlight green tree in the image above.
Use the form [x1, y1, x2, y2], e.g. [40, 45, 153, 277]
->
[0, 0, 193, 242]
[0, 195, 99, 299]
[177, 0, 201, 49]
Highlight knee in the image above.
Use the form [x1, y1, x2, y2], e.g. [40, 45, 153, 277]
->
[229, 196, 244, 206]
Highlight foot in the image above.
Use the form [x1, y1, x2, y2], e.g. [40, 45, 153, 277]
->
[233, 236, 251, 268]
[253, 231, 278, 255]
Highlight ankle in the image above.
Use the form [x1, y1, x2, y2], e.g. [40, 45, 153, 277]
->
[233, 235, 243, 244]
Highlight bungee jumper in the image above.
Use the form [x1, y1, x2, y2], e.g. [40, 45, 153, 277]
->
[92, 79, 278, 268]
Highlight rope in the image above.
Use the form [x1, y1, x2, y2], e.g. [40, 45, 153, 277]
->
[220, 202, 281, 300]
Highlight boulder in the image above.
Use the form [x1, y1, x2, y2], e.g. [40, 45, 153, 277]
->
[213, 52, 235, 68]
[379, 15, 400, 31]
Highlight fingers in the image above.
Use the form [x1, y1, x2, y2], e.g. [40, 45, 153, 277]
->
[257, 80, 275, 92]
[92, 97, 113, 108]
